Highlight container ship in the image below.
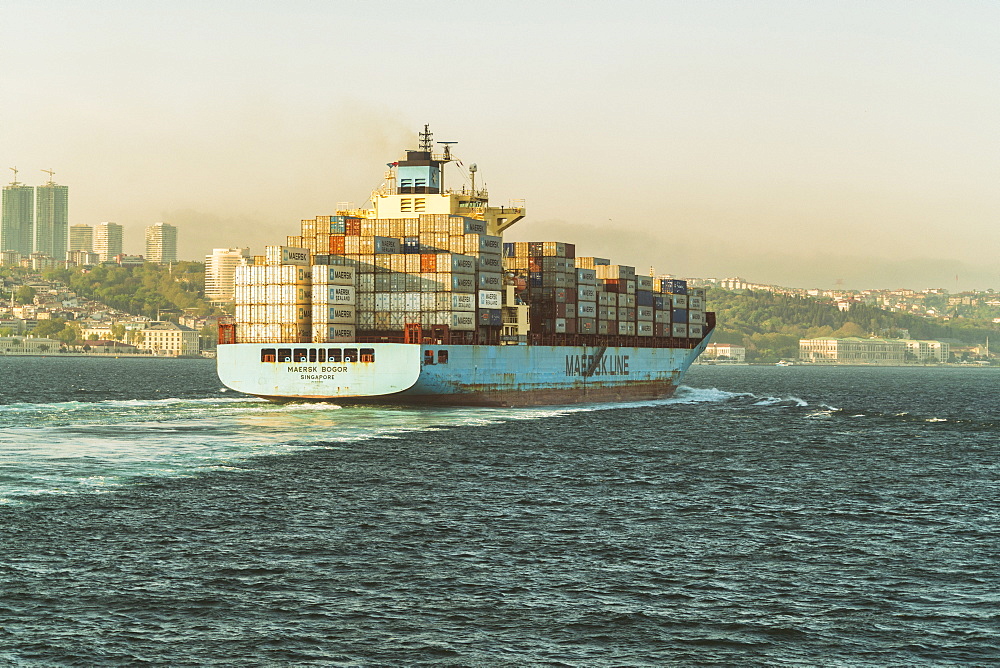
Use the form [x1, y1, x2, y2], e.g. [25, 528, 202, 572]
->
[217, 127, 715, 406]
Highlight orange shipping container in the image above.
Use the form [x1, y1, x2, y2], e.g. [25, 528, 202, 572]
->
[420, 254, 437, 272]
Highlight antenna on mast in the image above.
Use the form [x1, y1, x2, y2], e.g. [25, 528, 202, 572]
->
[9, 166, 19, 185]
[469, 163, 478, 194]
[419, 124, 433, 151]
[42, 168, 55, 184]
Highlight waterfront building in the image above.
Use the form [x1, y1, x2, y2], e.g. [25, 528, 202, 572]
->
[800, 337, 912, 364]
[145, 222, 177, 264]
[2, 176, 34, 255]
[35, 179, 69, 259]
[141, 321, 199, 356]
[205, 247, 250, 303]
[900, 339, 950, 363]
[0, 250, 22, 266]
[69, 224, 93, 252]
[704, 342, 747, 362]
[93, 222, 124, 262]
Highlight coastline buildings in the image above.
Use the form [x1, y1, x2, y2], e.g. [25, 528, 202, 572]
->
[2, 175, 34, 256]
[35, 178, 69, 260]
[799, 337, 950, 364]
[704, 342, 747, 362]
[145, 222, 178, 264]
[205, 247, 250, 303]
[93, 222, 124, 262]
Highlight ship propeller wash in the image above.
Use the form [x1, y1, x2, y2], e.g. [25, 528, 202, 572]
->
[217, 127, 715, 406]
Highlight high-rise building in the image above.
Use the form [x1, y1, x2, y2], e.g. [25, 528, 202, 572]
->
[93, 222, 124, 262]
[2, 170, 34, 256]
[35, 176, 69, 259]
[69, 224, 93, 252]
[205, 247, 250, 302]
[145, 222, 178, 264]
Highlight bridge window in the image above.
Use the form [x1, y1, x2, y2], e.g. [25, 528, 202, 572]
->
[438, 350, 449, 364]
[308, 348, 317, 363]
[277, 348, 292, 362]
[293, 349, 308, 362]
[327, 348, 342, 362]
[261, 348, 276, 363]
[344, 348, 358, 362]
[360, 348, 375, 363]
[318, 349, 326, 363]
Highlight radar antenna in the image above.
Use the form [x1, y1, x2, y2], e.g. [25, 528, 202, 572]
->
[419, 124, 433, 151]
[437, 141, 457, 161]
[469, 163, 478, 194]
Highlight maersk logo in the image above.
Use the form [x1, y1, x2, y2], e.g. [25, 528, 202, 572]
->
[566, 354, 629, 376]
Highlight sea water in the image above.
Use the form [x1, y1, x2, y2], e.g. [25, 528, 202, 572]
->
[0, 357, 997, 665]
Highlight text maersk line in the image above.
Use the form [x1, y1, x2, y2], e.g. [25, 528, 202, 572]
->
[282, 355, 631, 380]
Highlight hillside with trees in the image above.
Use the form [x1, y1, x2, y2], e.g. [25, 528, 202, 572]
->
[42, 263, 220, 320]
[707, 289, 999, 362]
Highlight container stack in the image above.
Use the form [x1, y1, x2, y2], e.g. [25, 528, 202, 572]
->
[311, 265, 357, 343]
[501, 246, 708, 341]
[278, 213, 507, 338]
[233, 255, 312, 343]
[502, 241, 580, 334]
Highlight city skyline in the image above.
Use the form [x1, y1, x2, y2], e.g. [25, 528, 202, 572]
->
[1, 2, 998, 290]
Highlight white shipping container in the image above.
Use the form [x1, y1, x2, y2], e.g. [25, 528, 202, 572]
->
[577, 301, 597, 318]
[265, 245, 310, 266]
[373, 292, 391, 310]
[637, 321, 654, 336]
[312, 265, 356, 285]
[578, 285, 597, 301]
[688, 310, 706, 324]
[637, 306, 654, 321]
[553, 318, 567, 334]
[688, 296, 704, 310]
[478, 235, 502, 254]
[452, 293, 476, 311]
[688, 324, 704, 338]
[576, 268, 597, 285]
[451, 311, 476, 331]
[672, 323, 688, 338]
[671, 294, 689, 309]
[655, 310, 670, 324]
[478, 290, 502, 309]
[637, 276, 654, 291]
[476, 253, 501, 272]
[618, 321, 636, 336]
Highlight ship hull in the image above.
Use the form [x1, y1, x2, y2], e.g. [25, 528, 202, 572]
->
[217, 334, 711, 407]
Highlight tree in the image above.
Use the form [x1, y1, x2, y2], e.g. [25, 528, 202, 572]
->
[110, 323, 126, 341]
[37, 344, 50, 353]
[14, 286, 35, 304]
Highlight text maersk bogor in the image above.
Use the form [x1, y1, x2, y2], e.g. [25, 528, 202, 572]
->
[284, 355, 630, 380]
[286, 366, 348, 380]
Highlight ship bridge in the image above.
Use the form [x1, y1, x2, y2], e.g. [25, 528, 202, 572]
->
[370, 125, 525, 236]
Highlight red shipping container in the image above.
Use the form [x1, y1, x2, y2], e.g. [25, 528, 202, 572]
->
[603, 280, 622, 293]
[420, 254, 437, 272]
[565, 243, 576, 259]
[528, 257, 544, 272]
[346, 219, 362, 235]
[329, 235, 346, 254]
[564, 318, 577, 334]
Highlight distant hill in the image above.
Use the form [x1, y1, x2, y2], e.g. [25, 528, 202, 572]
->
[707, 288, 998, 362]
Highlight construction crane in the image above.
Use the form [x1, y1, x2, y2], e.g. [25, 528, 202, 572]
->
[42, 168, 55, 184]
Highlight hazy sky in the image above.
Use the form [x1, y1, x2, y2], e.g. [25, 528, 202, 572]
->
[2, 1, 998, 290]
